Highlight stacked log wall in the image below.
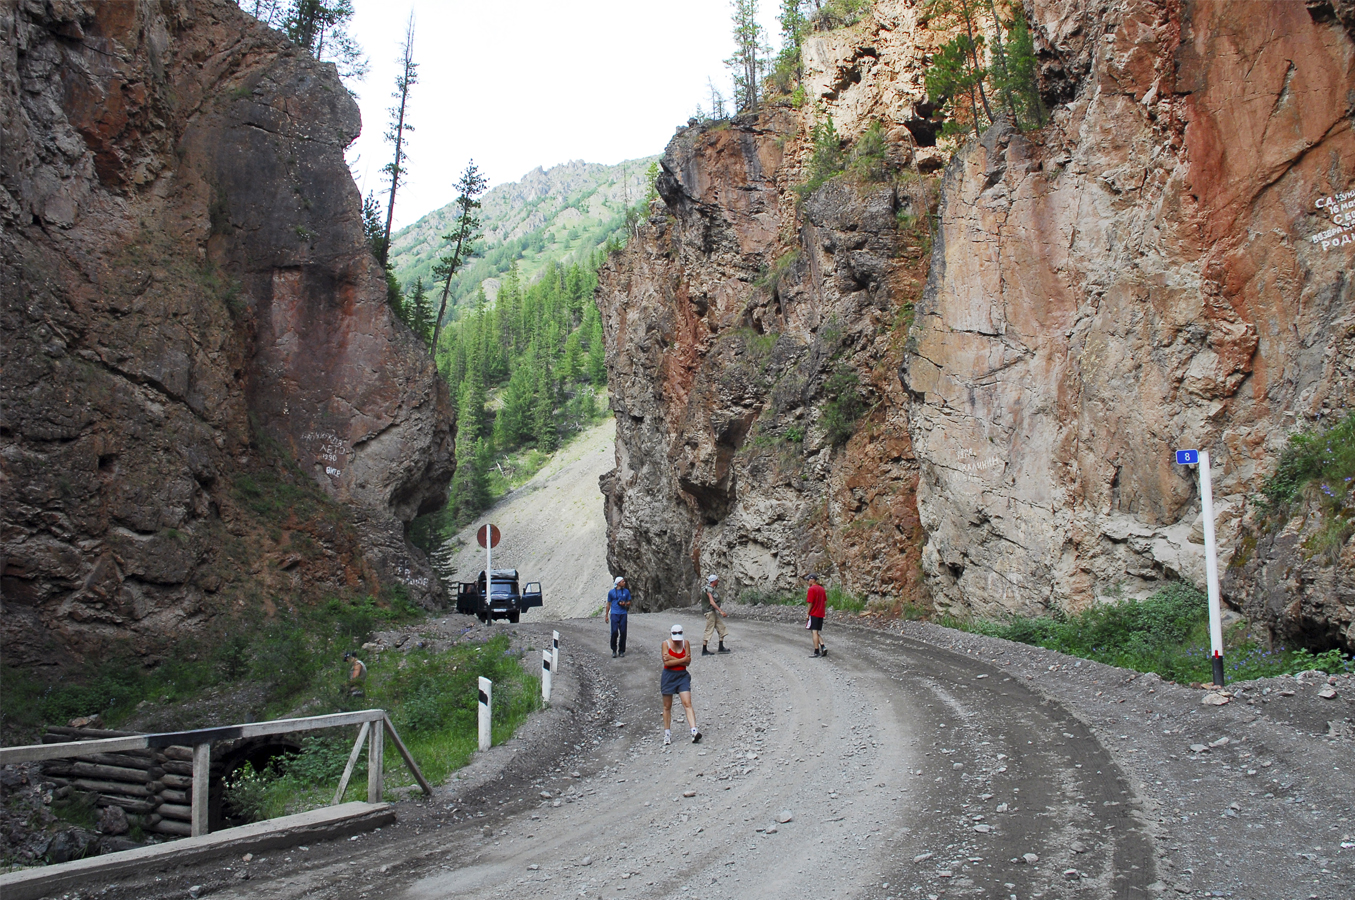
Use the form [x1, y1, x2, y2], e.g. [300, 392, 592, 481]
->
[40, 728, 196, 838]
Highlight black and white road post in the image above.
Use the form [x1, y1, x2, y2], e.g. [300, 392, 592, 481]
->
[541, 649, 553, 704]
[1176, 448, 1226, 686]
[478, 676, 492, 752]
[552, 630, 560, 673]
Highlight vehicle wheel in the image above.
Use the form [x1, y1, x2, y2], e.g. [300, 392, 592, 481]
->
[509, 612, 520, 624]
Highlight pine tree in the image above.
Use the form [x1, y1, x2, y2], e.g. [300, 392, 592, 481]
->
[532, 358, 559, 453]
[431, 161, 488, 350]
[726, 0, 769, 113]
[380, 13, 418, 268]
[925, 35, 987, 139]
[1000, 4, 1046, 128]
[450, 369, 490, 521]
[407, 277, 433, 344]
[586, 314, 607, 386]
[282, 0, 367, 80]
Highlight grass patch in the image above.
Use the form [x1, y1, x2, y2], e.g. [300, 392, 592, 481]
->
[736, 584, 866, 613]
[0, 589, 424, 739]
[821, 364, 865, 446]
[222, 633, 540, 821]
[1259, 411, 1355, 560]
[954, 583, 1354, 683]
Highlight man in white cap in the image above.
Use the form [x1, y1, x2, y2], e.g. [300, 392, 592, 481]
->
[660, 623, 700, 745]
[701, 574, 730, 656]
[607, 575, 632, 658]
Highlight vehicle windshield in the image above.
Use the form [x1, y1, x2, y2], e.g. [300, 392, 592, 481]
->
[489, 583, 514, 598]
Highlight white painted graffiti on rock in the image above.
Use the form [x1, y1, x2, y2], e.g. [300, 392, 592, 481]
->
[1309, 189, 1355, 250]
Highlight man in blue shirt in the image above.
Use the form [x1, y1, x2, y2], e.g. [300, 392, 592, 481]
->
[607, 576, 632, 658]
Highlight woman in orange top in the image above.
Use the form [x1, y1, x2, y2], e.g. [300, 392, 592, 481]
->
[660, 624, 701, 746]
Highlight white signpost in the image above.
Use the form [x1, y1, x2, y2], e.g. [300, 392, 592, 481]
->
[1176, 449, 1226, 686]
[541, 650, 553, 704]
[552, 630, 560, 673]
[477, 676, 492, 752]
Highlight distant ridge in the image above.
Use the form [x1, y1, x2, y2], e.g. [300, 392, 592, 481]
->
[388, 156, 659, 309]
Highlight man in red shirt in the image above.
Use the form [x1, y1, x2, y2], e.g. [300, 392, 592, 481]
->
[805, 574, 827, 657]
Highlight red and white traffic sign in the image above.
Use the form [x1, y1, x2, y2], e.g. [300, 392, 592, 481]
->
[477, 524, 501, 549]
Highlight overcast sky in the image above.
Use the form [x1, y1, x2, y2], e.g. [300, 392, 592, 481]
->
[343, 0, 781, 230]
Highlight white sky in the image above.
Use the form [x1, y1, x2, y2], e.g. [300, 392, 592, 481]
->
[344, 0, 781, 230]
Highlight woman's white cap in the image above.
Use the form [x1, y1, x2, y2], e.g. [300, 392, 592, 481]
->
[670, 624, 684, 636]
[707, 574, 718, 584]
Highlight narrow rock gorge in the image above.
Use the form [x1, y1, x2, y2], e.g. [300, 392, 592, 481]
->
[598, 0, 1354, 649]
[1, 0, 454, 667]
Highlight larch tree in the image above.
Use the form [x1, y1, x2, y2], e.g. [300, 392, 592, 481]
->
[380, 12, 418, 268]
[281, 0, 367, 80]
[431, 161, 489, 351]
[726, 0, 768, 113]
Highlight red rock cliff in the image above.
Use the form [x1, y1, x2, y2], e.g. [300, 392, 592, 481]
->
[599, 0, 1353, 646]
[0, 0, 454, 666]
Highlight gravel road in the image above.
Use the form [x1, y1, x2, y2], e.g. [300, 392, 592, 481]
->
[87, 608, 1354, 900]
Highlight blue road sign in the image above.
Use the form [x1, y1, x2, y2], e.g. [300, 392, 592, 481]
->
[1176, 449, 1199, 465]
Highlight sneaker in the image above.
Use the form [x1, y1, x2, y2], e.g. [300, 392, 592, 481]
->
[717, 645, 730, 654]
[664, 730, 672, 746]
[701, 647, 714, 656]
[612, 650, 617, 658]
[820, 645, 827, 657]
[811, 648, 820, 657]
[619, 651, 626, 658]
[691, 730, 702, 744]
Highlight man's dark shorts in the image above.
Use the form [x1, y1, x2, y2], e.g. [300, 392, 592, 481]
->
[809, 616, 824, 631]
[661, 668, 692, 696]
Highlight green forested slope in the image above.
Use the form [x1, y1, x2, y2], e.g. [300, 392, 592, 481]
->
[388, 157, 659, 313]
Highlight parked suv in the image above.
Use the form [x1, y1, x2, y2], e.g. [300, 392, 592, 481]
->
[456, 569, 543, 623]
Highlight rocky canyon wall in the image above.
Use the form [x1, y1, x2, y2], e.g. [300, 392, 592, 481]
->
[599, 0, 1353, 647]
[1, 0, 454, 667]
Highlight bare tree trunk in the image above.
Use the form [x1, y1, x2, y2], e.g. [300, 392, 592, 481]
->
[381, 13, 417, 267]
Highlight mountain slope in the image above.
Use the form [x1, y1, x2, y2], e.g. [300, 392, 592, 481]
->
[435, 419, 615, 620]
[389, 157, 659, 308]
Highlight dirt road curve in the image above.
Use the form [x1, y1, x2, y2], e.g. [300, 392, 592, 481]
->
[94, 611, 1353, 900]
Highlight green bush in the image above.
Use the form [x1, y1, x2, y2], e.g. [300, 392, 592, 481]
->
[1263, 411, 1355, 509]
[796, 115, 845, 200]
[962, 583, 1355, 683]
[846, 121, 890, 182]
[219, 633, 541, 822]
[821, 365, 865, 446]
[1259, 412, 1355, 558]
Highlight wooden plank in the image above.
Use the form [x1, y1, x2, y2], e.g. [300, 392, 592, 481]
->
[367, 718, 383, 804]
[6, 711, 388, 768]
[44, 727, 138, 739]
[69, 779, 154, 799]
[0, 735, 151, 765]
[97, 796, 159, 814]
[157, 803, 193, 822]
[382, 715, 433, 796]
[331, 721, 369, 806]
[67, 762, 154, 783]
[191, 743, 210, 837]
[0, 802, 395, 900]
[161, 760, 193, 776]
[161, 746, 194, 762]
[159, 788, 188, 805]
[160, 773, 192, 789]
[148, 819, 192, 836]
